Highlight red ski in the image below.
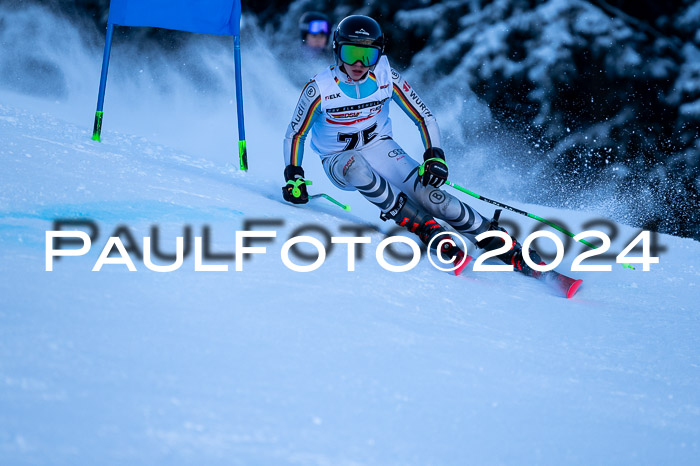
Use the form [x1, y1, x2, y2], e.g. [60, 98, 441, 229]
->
[453, 253, 473, 276]
[448, 247, 581, 299]
[540, 270, 583, 299]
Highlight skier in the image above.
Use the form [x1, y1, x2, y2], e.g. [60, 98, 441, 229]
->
[298, 12, 331, 57]
[282, 15, 543, 276]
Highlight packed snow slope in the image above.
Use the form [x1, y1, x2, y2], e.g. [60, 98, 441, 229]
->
[1, 6, 700, 465]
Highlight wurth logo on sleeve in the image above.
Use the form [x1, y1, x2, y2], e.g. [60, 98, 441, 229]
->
[408, 89, 433, 118]
[403, 81, 411, 93]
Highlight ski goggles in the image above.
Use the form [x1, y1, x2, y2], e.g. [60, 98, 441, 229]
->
[338, 44, 381, 67]
[307, 20, 329, 35]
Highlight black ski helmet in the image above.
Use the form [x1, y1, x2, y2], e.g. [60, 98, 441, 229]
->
[299, 12, 331, 41]
[332, 15, 385, 67]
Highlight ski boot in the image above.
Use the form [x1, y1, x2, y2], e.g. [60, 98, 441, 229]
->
[476, 209, 545, 277]
[381, 193, 471, 274]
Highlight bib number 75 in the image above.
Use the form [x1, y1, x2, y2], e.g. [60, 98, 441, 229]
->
[337, 123, 378, 151]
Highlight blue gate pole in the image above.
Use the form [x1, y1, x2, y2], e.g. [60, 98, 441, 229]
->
[233, 34, 247, 170]
[92, 22, 115, 141]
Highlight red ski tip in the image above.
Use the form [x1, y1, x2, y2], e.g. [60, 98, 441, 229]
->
[454, 254, 473, 276]
[543, 271, 583, 299]
[566, 279, 583, 299]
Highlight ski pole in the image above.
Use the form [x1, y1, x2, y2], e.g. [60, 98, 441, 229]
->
[287, 179, 350, 211]
[445, 180, 634, 269]
[286, 178, 312, 198]
[310, 193, 351, 211]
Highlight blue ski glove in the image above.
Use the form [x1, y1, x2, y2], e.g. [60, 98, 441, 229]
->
[419, 147, 448, 188]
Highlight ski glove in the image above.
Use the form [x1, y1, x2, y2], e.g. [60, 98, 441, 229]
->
[282, 164, 310, 204]
[419, 147, 448, 188]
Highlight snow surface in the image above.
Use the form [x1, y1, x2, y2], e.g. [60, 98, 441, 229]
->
[1, 5, 699, 465]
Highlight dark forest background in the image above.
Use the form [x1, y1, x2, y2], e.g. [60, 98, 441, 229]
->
[10, 1, 700, 239]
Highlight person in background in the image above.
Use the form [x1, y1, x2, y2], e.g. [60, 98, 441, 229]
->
[299, 11, 330, 57]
